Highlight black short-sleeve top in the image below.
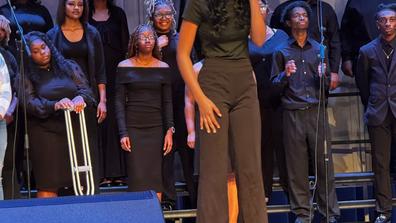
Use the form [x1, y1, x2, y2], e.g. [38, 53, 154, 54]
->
[182, 0, 250, 59]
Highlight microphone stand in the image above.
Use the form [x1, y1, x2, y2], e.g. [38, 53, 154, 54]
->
[7, 0, 32, 199]
[318, 0, 330, 221]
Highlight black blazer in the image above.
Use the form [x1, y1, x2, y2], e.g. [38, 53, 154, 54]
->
[356, 37, 396, 126]
[47, 23, 106, 100]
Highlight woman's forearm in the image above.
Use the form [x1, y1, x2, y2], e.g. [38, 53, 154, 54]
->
[6, 93, 17, 115]
[249, 0, 266, 46]
[184, 87, 196, 134]
[98, 84, 106, 103]
[177, 21, 206, 105]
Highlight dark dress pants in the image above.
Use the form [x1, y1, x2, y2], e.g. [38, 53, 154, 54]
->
[196, 58, 267, 223]
[367, 111, 396, 218]
[283, 107, 340, 221]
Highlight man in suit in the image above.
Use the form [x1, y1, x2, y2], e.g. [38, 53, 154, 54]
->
[355, 4, 396, 223]
[341, 0, 395, 77]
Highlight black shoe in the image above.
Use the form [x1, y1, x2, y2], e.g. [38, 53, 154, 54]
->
[99, 179, 112, 187]
[321, 216, 337, 223]
[374, 214, 391, 223]
[329, 216, 337, 223]
[295, 217, 310, 223]
[161, 201, 174, 211]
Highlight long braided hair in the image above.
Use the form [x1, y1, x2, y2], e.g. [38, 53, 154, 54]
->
[126, 24, 162, 60]
[145, 0, 177, 35]
[207, 0, 250, 37]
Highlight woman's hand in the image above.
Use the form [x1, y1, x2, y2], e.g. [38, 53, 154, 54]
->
[4, 112, 13, 124]
[157, 35, 169, 49]
[72, 96, 85, 113]
[187, 131, 196, 149]
[55, 98, 74, 111]
[163, 128, 173, 156]
[97, 101, 107, 123]
[198, 96, 222, 133]
[120, 136, 131, 152]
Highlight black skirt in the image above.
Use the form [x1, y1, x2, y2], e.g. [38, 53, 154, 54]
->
[126, 126, 164, 192]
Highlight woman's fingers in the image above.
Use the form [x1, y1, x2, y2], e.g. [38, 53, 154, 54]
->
[187, 141, 195, 149]
[163, 137, 172, 156]
[120, 137, 131, 152]
[202, 116, 211, 133]
[198, 97, 222, 133]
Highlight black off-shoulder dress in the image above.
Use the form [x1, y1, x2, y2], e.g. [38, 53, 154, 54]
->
[115, 67, 174, 192]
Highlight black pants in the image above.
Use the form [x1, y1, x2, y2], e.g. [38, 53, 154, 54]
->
[283, 107, 339, 221]
[197, 58, 267, 223]
[260, 106, 288, 199]
[368, 111, 396, 218]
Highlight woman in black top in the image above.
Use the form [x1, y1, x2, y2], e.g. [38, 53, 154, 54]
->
[47, 0, 107, 190]
[0, 0, 53, 56]
[147, 0, 197, 208]
[178, 0, 268, 222]
[22, 31, 95, 198]
[47, 0, 106, 120]
[115, 24, 174, 201]
[89, 0, 129, 187]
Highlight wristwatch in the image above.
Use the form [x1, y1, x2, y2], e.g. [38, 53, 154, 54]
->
[169, 127, 176, 133]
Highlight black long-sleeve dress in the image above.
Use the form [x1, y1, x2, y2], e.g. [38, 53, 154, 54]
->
[115, 67, 174, 192]
[24, 60, 95, 190]
[89, 6, 129, 179]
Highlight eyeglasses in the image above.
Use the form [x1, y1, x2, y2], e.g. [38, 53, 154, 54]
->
[377, 17, 396, 24]
[154, 13, 173, 20]
[138, 35, 155, 41]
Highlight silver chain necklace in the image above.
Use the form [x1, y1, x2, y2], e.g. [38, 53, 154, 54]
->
[383, 48, 394, 59]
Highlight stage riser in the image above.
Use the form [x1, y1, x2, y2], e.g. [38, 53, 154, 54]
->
[0, 191, 164, 223]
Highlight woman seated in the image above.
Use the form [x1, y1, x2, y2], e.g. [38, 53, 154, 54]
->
[22, 31, 95, 198]
[115, 24, 174, 201]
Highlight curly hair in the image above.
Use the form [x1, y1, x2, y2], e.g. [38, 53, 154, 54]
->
[126, 24, 162, 60]
[281, 1, 312, 25]
[206, 0, 250, 36]
[24, 31, 75, 82]
[0, 15, 11, 47]
[376, 3, 396, 20]
[145, 0, 177, 34]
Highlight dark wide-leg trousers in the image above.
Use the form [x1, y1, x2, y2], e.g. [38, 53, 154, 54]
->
[283, 107, 339, 221]
[367, 111, 396, 218]
[197, 58, 267, 223]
